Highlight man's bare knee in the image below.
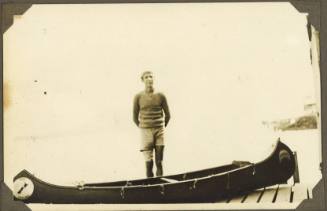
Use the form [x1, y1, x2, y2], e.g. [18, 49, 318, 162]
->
[142, 150, 153, 161]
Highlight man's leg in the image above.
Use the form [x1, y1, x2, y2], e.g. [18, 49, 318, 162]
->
[143, 150, 154, 178]
[155, 146, 164, 176]
[140, 128, 154, 178]
[154, 127, 165, 176]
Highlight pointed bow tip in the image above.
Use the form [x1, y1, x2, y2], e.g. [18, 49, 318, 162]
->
[14, 169, 32, 181]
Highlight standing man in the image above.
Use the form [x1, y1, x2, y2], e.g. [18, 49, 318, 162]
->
[133, 71, 170, 178]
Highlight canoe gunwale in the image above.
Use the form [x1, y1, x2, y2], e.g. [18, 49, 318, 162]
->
[14, 164, 253, 190]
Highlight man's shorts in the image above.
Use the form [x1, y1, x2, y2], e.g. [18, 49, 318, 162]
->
[140, 127, 164, 160]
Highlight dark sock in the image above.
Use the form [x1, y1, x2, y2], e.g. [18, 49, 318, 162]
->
[146, 160, 154, 178]
[155, 146, 164, 176]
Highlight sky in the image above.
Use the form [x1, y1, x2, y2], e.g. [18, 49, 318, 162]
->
[4, 3, 319, 185]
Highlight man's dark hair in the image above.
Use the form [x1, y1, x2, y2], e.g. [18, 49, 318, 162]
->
[141, 71, 153, 81]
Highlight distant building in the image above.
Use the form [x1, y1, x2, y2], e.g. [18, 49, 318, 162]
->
[304, 103, 317, 115]
[303, 95, 318, 116]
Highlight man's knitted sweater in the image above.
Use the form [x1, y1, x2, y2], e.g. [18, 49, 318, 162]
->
[133, 91, 170, 128]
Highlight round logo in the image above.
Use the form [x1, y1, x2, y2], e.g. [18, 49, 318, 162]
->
[13, 177, 34, 200]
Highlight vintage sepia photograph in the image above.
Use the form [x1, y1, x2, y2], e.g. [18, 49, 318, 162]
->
[2, 1, 323, 210]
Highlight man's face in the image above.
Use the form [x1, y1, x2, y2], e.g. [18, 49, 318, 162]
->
[142, 73, 154, 87]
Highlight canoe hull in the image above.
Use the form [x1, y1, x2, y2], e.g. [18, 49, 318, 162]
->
[13, 140, 295, 203]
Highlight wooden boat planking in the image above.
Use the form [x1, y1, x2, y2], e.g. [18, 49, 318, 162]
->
[13, 139, 295, 204]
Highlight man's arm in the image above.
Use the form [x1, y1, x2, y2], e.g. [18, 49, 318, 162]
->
[161, 94, 171, 127]
[133, 94, 140, 126]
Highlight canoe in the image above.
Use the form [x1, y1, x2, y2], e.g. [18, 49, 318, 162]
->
[13, 139, 295, 204]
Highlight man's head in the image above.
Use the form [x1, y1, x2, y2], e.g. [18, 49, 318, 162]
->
[141, 71, 154, 88]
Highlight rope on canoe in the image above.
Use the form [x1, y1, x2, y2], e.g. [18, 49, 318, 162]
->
[183, 174, 187, 180]
[252, 164, 256, 175]
[189, 179, 198, 190]
[193, 179, 198, 189]
[120, 187, 125, 199]
[125, 181, 132, 186]
[226, 173, 230, 190]
[160, 184, 165, 195]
